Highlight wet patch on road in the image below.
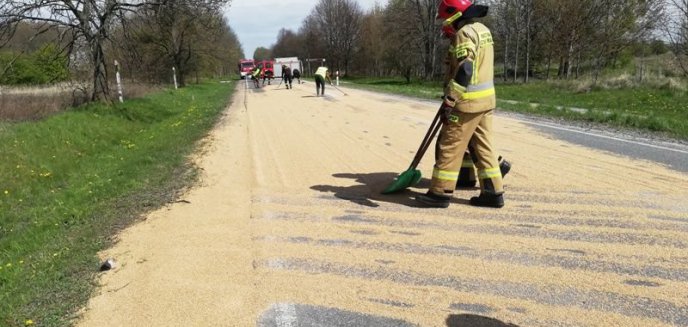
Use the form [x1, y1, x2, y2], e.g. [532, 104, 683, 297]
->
[450, 302, 495, 314]
[350, 229, 380, 235]
[647, 215, 688, 224]
[260, 258, 688, 326]
[257, 303, 419, 327]
[366, 297, 415, 308]
[259, 235, 688, 282]
[334, 215, 379, 223]
[623, 279, 662, 287]
[546, 248, 586, 256]
[390, 230, 422, 236]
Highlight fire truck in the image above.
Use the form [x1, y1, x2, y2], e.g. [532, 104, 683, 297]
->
[274, 57, 302, 78]
[238, 59, 255, 79]
[255, 60, 275, 84]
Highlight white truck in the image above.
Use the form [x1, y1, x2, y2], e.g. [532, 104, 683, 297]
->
[274, 57, 302, 78]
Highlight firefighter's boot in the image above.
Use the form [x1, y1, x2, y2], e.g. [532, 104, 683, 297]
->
[469, 193, 504, 208]
[416, 191, 451, 208]
[456, 151, 477, 188]
[499, 156, 511, 178]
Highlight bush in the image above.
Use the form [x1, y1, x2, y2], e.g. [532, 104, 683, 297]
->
[0, 44, 69, 85]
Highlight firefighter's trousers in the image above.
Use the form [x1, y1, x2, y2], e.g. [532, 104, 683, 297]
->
[430, 109, 504, 196]
[436, 141, 477, 184]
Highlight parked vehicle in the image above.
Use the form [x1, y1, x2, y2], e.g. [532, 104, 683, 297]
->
[238, 59, 255, 79]
[256, 60, 275, 84]
[274, 57, 302, 78]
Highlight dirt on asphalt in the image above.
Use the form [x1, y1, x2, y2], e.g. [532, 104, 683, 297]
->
[76, 81, 688, 327]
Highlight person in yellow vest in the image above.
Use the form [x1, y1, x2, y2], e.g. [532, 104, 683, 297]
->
[250, 66, 262, 88]
[314, 65, 332, 97]
[417, 0, 504, 208]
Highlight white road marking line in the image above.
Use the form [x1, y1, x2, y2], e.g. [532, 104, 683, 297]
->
[502, 116, 688, 155]
[275, 303, 297, 327]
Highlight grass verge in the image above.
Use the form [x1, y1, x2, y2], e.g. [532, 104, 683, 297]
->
[0, 80, 235, 326]
[342, 77, 688, 140]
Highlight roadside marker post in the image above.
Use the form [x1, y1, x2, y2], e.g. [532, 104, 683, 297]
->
[172, 67, 178, 90]
[336, 71, 339, 86]
[114, 60, 124, 103]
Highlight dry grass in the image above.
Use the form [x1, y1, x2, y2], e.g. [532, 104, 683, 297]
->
[117, 80, 162, 99]
[0, 85, 77, 121]
[0, 80, 162, 121]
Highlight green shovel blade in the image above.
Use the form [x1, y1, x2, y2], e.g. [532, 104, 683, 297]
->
[381, 168, 422, 194]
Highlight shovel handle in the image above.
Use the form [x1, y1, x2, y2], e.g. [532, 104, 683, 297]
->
[409, 105, 444, 170]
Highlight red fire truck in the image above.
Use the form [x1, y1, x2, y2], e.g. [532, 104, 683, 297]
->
[256, 60, 275, 84]
[238, 59, 255, 79]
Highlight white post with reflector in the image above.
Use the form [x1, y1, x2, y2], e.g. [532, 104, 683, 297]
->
[172, 67, 178, 90]
[114, 60, 124, 103]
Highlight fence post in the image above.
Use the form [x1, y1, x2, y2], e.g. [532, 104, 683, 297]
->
[114, 60, 124, 103]
[172, 67, 178, 90]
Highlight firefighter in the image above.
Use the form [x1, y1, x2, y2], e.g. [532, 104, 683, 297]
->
[282, 65, 293, 89]
[417, 0, 504, 208]
[314, 65, 332, 97]
[250, 66, 262, 88]
[262, 70, 273, 86]
[293, 68, 302, 84]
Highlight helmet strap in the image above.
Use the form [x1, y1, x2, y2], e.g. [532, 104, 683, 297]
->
[443, 11, 463, 28]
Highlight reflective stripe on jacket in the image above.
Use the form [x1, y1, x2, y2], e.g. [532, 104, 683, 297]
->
[444, 22, 496, 113]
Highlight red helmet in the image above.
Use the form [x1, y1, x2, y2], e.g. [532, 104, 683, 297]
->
[437, 0, 473, 38]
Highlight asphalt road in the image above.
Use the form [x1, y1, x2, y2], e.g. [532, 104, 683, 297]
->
[510, 115, 688, 173]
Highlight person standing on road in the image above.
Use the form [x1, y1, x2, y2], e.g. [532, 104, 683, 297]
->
[293, 68, 302, 84]
[282, 65, 293, 89]
[314, 65, 332, 97]
[417, 0, 504, 208]
[250, 66, 262, 88]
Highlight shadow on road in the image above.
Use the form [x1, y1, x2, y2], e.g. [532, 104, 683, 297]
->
[446, 314, 520, 327]
[310, 172, 470, 208]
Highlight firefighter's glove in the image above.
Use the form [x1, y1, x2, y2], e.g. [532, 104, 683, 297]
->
[439, 100, 455, 125]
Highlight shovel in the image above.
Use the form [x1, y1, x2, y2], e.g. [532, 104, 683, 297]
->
[381, 105, 444, 194]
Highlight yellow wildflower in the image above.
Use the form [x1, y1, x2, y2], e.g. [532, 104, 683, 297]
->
[25, 319, 34, 326]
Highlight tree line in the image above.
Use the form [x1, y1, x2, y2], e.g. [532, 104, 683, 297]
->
[262, 0, 687, 82]
[0, 0, 244, 101]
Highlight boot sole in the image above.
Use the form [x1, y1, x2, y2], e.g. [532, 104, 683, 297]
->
[416, 196, 450, 208]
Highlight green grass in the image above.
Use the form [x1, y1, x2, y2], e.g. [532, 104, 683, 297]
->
[0, 81, 235, 326]
[341, 77, 443, 99]
[342, 77, 688, 139]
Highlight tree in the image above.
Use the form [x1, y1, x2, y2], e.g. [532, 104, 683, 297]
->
[664, 0, 688, 76]
[253, 47, 272, 61]
[0, 0, 149, 100]
[272, 28, 303, 58]
[383, 0, 421, 82]
[122, 0, 231, 87]
[310, 0, 363, 75]
[356, 4, 386, 76]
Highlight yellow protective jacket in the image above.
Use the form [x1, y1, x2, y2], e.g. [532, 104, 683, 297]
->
[444, 22, 496, 113]
[315, 66, 328, 79]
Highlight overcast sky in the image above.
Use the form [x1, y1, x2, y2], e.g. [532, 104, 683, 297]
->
[224, 0, 383, 59]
